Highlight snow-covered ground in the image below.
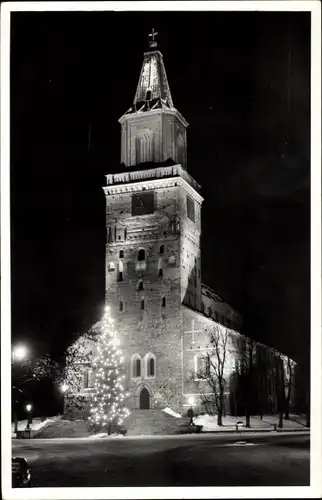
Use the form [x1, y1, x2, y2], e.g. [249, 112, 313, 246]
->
[11, 416, 60, 437]
[193, 414, 308, 431]
[11, 413, 308, 439]
[162, 407, 182, 418]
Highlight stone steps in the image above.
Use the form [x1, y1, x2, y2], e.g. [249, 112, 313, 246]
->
[125, 410, 188, 436]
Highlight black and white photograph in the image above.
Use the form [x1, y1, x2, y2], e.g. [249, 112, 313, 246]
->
[1, 1, 321, 498]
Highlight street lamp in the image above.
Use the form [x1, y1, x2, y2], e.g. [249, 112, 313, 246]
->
[25, 403, 33, 431]
[60, 383, 68, 393]
[12, 345, 28, 362]
[188, 397, 194, 425]
[12, 345, 29, 434]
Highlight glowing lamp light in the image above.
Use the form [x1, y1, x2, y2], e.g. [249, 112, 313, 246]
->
[25, 404, 32, 412]
[12, 344, 28, 361]
[188, 397, 194, 406]
[60, 383, 68, 393]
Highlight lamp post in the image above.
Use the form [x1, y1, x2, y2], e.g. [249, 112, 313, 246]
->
[12, 344, 29, 435]
[188, 397, 194, 425]
[25, 403, 33, 431]
[59, 383, 68, 415]
[12, 386, 24, 435]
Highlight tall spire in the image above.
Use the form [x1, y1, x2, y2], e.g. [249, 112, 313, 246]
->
[119, 31, 188, 169]
[124, 30, 174, 114]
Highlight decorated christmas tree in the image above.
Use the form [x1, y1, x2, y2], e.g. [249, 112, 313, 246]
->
[89, 306, 130, 434]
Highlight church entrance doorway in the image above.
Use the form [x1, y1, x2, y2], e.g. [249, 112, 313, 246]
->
[139, 387, 150, 409]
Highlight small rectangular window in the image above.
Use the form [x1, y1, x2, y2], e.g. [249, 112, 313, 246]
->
[84, 371, 89, 389]
[84, 369, 92, 389]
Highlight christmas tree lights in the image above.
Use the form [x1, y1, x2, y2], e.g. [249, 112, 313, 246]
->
[89, 306, 130, 434]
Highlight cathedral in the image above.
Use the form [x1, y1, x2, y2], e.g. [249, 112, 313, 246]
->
[66, 32, 292, 420]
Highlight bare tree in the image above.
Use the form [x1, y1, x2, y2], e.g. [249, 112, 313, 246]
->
[12, 352, 64, 432]
[253, 344, 270, 420]
[236, 337, 256, 427]
[193, 325, 229, 426]
[274, 353, 285, 429]
[63, 323, 101, 418]
[283, 356, 295, 420]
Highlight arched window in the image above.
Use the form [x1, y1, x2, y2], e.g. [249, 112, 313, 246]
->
[148, 358, 155, 377]
[138, 249, 145, 261]
[146, 89, 152, 101]
[177, 132, 184, 166]
[117, 260, 124, 281]
[158, 257, 163, 277]
[137, 280, 144, 291]
[145, 353, 156, 378]
[162, 296, 166, 307]
[119, 300, 124, 312]
[135, 129, 153, 164]
[132, 355, 141, 378]
[159, 245, 164, 254]
[136, 248, 146, 271]
[119, 250, 124, 258]
[140, 298, 145, 310]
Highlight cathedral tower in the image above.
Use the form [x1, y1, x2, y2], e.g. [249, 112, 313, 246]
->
[103, 31, 203, 411]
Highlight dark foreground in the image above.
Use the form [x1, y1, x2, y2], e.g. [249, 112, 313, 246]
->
[12, 431, 310, 487]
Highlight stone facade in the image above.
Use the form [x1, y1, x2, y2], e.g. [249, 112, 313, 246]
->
[103, 164, 203, 413]
[66, 38, 295, 419]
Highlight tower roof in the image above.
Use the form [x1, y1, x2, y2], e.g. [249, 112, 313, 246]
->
[125, 48, 174, 115]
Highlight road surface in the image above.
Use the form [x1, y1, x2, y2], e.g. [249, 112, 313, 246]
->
[12, 431, 309, 487]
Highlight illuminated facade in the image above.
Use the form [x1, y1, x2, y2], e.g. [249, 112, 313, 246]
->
[67, 33, 294, 421]
[101, 35, 243, 413]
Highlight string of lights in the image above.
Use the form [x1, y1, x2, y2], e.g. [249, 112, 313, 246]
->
[89, 306, 130, 433]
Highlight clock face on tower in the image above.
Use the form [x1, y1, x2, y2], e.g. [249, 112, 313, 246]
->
[131, 191, 155, 216]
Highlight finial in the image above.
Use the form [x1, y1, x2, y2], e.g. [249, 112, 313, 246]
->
[148, 28, 158, 49]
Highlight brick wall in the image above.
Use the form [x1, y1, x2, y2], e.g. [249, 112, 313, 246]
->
[104, 178, 196, 413]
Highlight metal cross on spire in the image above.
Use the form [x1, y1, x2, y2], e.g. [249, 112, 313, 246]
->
[148, 28, 158, 49]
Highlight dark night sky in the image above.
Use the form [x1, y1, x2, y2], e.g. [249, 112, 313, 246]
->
[10, 11, 310, 366]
